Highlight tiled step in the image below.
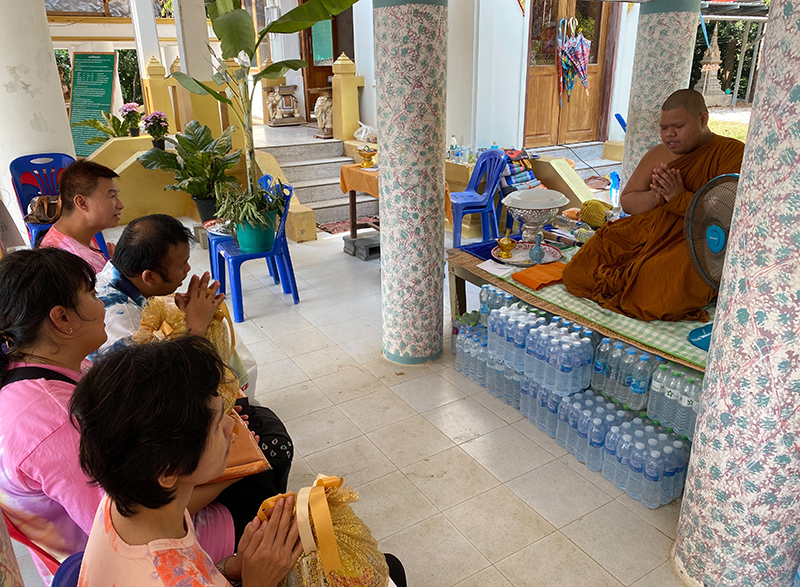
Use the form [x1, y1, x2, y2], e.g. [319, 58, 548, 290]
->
[282, 156, 355, 183]
[258, 140, 343, 165]
[574, 157, 621, 181]
[535, 141, 605, 162]
[309, 194, 379, 225]
[291, 177, 344, 204]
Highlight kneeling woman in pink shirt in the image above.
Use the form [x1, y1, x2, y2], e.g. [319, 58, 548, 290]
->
[72, 337, 302, 587]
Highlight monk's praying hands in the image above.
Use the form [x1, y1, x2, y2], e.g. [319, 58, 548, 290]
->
[651, 164, 684, 202]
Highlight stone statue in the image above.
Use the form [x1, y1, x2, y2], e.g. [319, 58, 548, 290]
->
[314, 95, 333, 134]
[266, 89, 283, 121]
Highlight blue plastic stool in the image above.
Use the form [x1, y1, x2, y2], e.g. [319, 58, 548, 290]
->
[216, 182, 298, 322]
[449, 149, 507, 247]
[51, 552, 83, 587]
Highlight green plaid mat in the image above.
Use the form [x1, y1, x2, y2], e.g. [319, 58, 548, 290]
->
[500, 246, 711, 369]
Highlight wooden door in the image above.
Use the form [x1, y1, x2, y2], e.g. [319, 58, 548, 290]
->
[299, 0, 338, 120]
[523, 0, 611, 147]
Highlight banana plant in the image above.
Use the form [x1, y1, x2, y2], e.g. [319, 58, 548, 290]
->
[171, 0, 360, 205]
[71, 111, 130, 145]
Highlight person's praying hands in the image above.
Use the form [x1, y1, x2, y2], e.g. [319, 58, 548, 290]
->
[651, 164, 684, 202]
[176, 272, 225, 335]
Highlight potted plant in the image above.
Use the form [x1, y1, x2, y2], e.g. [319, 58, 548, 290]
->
[215, 179, 287, 253]
[138, 120, 241, 223]
[143, 110, 170, 149]
[171, 0, 358, 207]
[120, 102, 142, 136]
[71, 111, 130, 145]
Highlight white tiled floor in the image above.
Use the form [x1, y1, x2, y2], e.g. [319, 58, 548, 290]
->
[12, 229, 685, 587]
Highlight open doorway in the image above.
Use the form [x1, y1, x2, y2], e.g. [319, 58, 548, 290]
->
[523, 0, 613, 147]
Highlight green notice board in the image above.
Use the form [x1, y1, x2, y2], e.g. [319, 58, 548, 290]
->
[69, 52, 117, 157]
[311, 20, 334, 66]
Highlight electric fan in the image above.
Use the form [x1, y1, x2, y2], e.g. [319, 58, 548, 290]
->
[683, 173, 739, 351]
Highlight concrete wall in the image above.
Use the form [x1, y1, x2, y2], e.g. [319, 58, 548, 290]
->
[473, 0, 529, 149]
[352, 0, 377, 129]
[608, 3, 639, 142]
[353, 0, 529, 151]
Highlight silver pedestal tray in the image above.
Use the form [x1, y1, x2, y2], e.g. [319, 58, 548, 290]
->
[501, 189, 570, 242]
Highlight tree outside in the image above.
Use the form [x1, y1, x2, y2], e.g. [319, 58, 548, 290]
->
[690, 21, 762, 101]
[54, 49, 142, 105]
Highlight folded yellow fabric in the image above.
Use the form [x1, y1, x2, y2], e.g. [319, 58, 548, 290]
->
[512, 262, 566, 291]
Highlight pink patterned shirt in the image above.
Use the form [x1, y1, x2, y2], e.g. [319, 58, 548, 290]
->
[0, 362, 234, 585]
[78, 495, 230, 587]
[40, 227, 108, 274]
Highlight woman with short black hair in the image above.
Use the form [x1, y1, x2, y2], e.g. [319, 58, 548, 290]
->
[72, 337, 301, 587]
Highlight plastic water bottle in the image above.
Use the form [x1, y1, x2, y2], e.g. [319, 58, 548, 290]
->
[661, 445, 678, 505]
[604, 342, 625, 398]
[647, 364, 669, 422]
[672, 441, 687, 499]
[576, 409, 593, 464]
[614, 434, 633, 491]
[455, 328, 465, 373]
[547, 392, 560, 438]
[602, 425, 621, 482]
[570, 341, 583, 393]
[674, 376, 698, 436]
[566, 402, 582, 455]
[469, 335, 481, 382]
[462, 333, 473, 376]
[556, 397, 571, 447]
[479, 285, 490, 325]
[544, 337, 560, 393]
[616, 349, 638, 406]
[536, 386, 550, 431]
[627, 355, 651, 411]
[642, 450, 664, 509]
[586, 418, 606, 472]
[476, 341, 488, 388]
[661, 370, 684, 427]
[556, 344, 573, 396]
[580, 338, 594, 391]
[626, 442, 648, 501]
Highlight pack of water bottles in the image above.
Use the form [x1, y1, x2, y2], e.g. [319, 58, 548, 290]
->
[592, 339, 703, 440]
[450, 284, 703, 508]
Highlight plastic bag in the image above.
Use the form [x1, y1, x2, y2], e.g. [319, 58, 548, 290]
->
[354, 122, 377, 144]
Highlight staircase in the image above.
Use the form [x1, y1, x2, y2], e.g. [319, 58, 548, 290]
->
[535, 141, 621, 181]
[258, 141, 379, 225]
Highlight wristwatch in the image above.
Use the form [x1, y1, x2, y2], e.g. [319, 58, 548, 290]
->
[216, 555, 242, 586]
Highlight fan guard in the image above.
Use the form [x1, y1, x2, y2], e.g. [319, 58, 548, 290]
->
[683, 174, 739, 291]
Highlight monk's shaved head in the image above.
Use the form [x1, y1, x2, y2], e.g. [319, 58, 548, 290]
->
[662, 89, 708, 116]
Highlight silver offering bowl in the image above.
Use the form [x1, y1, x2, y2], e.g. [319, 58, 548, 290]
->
[501, 189, 570, 242]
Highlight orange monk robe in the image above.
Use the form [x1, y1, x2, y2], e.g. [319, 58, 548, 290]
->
[562, 134, 744, 322]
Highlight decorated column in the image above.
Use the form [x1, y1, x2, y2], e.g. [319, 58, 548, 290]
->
[0, 0, 74, 233]
[620, 0, 699, 185]
[374, 0, 447, 364]
[672, 1, 800, 585]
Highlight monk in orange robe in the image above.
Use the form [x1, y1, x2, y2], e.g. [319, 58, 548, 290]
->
[562, 89, 744, 322]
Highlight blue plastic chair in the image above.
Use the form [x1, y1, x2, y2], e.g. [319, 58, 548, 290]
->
[51, 551, 83, 587]
[9, 153, 110, 258]
[207, 175, 278, 283]
[9, 153, 74, 247]
[449, 149, 507, 247]
[217, 181, 298, 322]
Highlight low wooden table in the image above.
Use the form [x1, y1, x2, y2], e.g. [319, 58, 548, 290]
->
[446, 248, 703, 371]
[339, 164, 380, 239]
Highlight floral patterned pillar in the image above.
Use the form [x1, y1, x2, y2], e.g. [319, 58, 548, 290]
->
[620, 0, 699, 185]
[673, 1, 800, 585]
[374, 0, 447, 364]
